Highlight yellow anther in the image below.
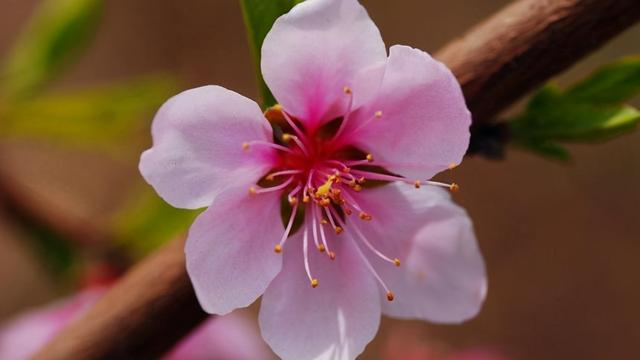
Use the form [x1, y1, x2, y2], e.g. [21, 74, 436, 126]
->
[448, 162, 458, 170]
[318, 244, 326, 252]
[319, 198, 331, 207]
[329, 251, 336, 260]
[393, 258, 401, 267]
[414, 180, 421, 189]
[356, 177, 366, 184]
[359, 212, 372, 221]
[374, 110, 382, 118]
[335, 226, 343, 234]
[303, 195, 310, 203]
[386, 291, 395, 302]
[311, 279, 319, 288]
[450, 183, 460, 193]
[248, 187, 257, 195]
[366, 153, 374, 162]
[282, 133, 292, 142]
[266, 174, 275, 181]
[274, 244, 282, 253]
[264, 104, 285, 123]
[242, 142, 250, 151]
[343, 86, 352, 94]
[288, 197, 298, 206]
[352, 184, 362, 192]
[320, 219, 328, 225]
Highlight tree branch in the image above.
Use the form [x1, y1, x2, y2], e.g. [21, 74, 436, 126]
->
[32, 237, 206, 360]
[31, 0, 640, 358]
[436, 0, 640, 124]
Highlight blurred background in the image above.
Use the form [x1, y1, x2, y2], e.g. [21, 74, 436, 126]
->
[0, 0, 638, 359]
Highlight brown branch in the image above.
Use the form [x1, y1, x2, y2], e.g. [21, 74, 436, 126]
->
[436, 0, 640, 124]
[31, 0, 640, 358]
[32, 237, 207, 360]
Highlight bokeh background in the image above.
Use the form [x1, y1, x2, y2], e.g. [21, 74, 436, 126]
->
[0, 1, 638, 359]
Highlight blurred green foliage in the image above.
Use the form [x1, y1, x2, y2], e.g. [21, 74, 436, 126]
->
[240, 0, 303, 108]
[111, 187, 199, 258]
[510, 56, 640, 160]
[0, 0, 182, 274]
[1, 0, 102, 99]
[1, 75, 175, 155]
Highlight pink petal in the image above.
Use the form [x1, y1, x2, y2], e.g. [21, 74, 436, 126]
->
[186, 188, 283, 315]
[348, 45, 471, 180]
[165, 313, 272, 360]
[259, 232, 380, 360]
[140, 85, 277, 209]
[261, 0, 386, 130]
[352, 183, 486, 323]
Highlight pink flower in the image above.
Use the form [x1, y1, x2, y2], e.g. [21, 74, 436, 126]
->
[139, 0, 487, 359]
[0, 287, 271, 360]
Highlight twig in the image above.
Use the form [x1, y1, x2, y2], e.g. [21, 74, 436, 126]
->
[30, 0, 640, 358]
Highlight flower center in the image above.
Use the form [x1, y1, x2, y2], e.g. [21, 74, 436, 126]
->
[242, 91, 459, 302]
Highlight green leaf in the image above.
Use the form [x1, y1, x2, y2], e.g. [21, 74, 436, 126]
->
[512, 100, 640, 142]
[514, 138, 570, 162]
[110, 188, 199, 258]
[1, 0, 102, 98]
[0, 75, 175, 154]
[566, 56, 640, 104]
[510, 57, 640, 160]
[239, 0, 303, 107]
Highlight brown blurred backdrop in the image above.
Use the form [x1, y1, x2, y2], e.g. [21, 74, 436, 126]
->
[0, 1, 639, 359]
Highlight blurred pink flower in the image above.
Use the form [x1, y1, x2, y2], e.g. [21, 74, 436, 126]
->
[383, 327, 507, 360]
[0, 287, 270, 360]
[140, 0, 486, 359]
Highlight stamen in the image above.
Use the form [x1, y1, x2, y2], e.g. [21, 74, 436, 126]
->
[422, 180, 460, 192]
[311, 206, 321, 251]
[340, 191, 369, 219]
[303, 169, 316, 203]
[323, 206, 342, 235]
[302, 216, 318, 288]
[281, 109, 308, 143]
[324, 159, 350, 171]
[287, 183, 302, 205]
[282, 133, 310, 157]
[266, 169, 302, 181]
[344, 110, 385, 136]
[275, 199, 299, 251]
[242, 140, 292, 153]
[349, 170, 409, 184]
[314, 204, 334, 260]
[345, 154, 375, 167]
[331, 86, 355, 142]
[336, 212, 399, 267]
[249, 176, 294, 195]
[346, 229, 395, 302]
[448, 162, 458, 170]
